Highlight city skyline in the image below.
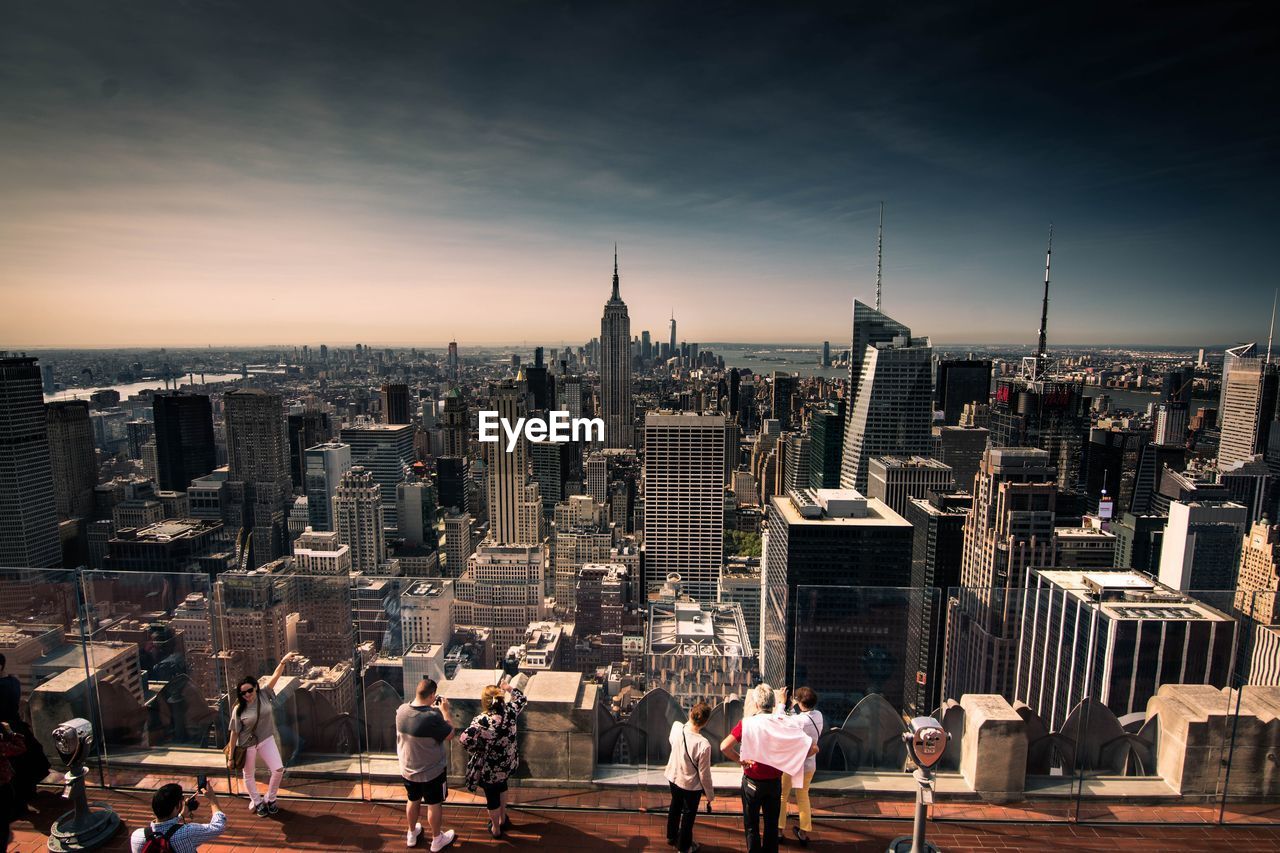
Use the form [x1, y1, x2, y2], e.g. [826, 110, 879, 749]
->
[3, 2, 1277, 348]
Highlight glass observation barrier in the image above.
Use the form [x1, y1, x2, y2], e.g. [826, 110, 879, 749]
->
[3, 567, 1278, 825]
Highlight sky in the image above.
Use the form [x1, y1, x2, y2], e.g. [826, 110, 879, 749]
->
[1, 1, 1277, 348]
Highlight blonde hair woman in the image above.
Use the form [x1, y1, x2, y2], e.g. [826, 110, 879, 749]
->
[458, 675, 528, 838]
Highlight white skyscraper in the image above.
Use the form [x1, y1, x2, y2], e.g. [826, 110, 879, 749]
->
[600, 247, 633, 448]
[643, 412, 728, 601]
[1218, 356, 1276, 473]
[334, 465, 386, 573]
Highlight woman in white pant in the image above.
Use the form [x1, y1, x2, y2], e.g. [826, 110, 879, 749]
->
[226, 652, 296, 816]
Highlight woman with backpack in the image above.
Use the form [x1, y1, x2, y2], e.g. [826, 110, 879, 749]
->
[664, 702, 715, 853]
[225, 652, 298, 817]
[458, 674, 529, 839]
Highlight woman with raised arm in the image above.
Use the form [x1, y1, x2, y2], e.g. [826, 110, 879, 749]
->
[225, 652, 298, 817]
[458, 674, 529, 838]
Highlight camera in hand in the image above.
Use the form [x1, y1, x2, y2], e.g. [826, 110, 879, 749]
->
[186, 793, 200, 814]
[501, 653, 521, 678]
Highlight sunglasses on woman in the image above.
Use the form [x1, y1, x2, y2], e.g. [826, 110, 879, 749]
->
[240, 686, 256, 697]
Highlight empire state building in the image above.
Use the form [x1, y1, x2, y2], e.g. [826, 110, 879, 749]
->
[600, 246, 633, 448]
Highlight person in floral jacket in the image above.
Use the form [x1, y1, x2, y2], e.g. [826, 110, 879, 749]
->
[458, 676, 528, 839]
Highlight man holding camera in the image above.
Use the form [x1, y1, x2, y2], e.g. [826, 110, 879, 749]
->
[129, 779, 226, 852]
[396, 677, 456, 851]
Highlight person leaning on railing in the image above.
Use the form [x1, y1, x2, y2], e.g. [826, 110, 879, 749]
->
[225, 652, 298, 818]
[721, 684, 817, 853]
[458, 673, 529, 839]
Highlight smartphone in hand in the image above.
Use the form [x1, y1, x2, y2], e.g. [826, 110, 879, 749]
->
[196, 773, 208, 794]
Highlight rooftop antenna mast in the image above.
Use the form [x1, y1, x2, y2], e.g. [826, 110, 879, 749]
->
[1035, 224, 1054, 378]
[1268, 290, 1277, 368]
[875, 201, 885, 312]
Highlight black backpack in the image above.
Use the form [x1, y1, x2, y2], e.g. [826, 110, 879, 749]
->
[139, 824, 181, 853]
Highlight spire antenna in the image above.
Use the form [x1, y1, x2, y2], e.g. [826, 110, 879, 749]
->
[611, 243, 620, 300]
[1268, 289, 1277, 368]
[875, 201, 885, 312]
[1036, 224, 1054, 374]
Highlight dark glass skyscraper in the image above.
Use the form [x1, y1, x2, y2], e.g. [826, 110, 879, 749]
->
[0, 355, 60, 568]
[381, 383, 412, 425]
[153, 392, 216, 492]
[46, 400, 97, 520]
[990, 375, 1088, 493]
[806, 400, 845, 489]
[936, 359, 993, 425]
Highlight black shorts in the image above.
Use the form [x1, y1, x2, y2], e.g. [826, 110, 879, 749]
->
[480, 780, 508, 810]
[404, 771, 448, 805]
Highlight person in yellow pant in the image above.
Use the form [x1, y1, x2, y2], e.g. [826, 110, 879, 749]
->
[778, 687, 823, 846]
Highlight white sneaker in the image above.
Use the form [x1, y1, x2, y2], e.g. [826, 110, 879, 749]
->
[406, 822, 423, 847]
[429, 829, 456, 852]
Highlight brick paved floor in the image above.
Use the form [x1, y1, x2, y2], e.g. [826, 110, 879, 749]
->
[10, 788, 1280, 853]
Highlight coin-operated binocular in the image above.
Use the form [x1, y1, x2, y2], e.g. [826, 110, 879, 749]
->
[887, 717, 950, 853]
[47, 718, 120, 852]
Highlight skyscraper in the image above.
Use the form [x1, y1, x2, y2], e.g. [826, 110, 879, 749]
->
[643, 412, 728, 601]
[396, 480, 436, 549]
[840, 304, 933, 493]
[45, 400, 97, 520]
[669, 313, 677, 360]
[303, 441, 352, 531]
[600, 247, 633, 448]
[484, 382, 542, 545]
[905, 491, 972, 715]
[771, 372, 797, 431]
[1218, 356, 1278, 472]
[224, 388, 293, 568]
[1158, 499, 1248, 590]
[943, 447, 1057, 701]
[453, 542, 548, 654]
[443, 510, 474, 577]
[936, 359, 993, 426]
[988, 234, 1088, 493]
[761, 488, 913, 720]
[447, 340, 460, 385]
[936, 425, 988, 493]
[339, 423, 415, 531]
[152, 392, 216, 492]
[0, 355, 60, 568]
[334, 465, 386, 573]
[806, 400, 845, 489]
[441, 390, 468, 459]
[381, 383, 412, 425]
[866, 456, 956, 519]
[552, 495, 613, 609]
[1016, 570, 1235, 731]
[1220, 342, 1258, 415]
[287, 407, 332, 490]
